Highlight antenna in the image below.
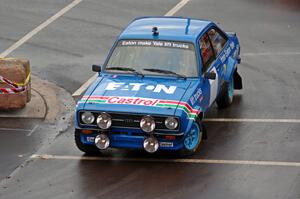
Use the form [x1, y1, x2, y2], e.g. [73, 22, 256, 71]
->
[152, 27, 159, 36]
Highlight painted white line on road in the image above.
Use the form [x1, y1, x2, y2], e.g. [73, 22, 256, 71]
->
[204, 118, 300, 123]
[0, 0, 82, 58]
[31, 154, 300, 167]
[26, 125, 39, 136]
[0, 127, 31, 132]
[242, 52, 300, 57]
[164, 0, 190, 16]
[72, 74, 97, 97]
[72, 0, 191, 97]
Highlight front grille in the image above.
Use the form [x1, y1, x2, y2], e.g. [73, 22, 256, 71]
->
[79, 111, 179, 131]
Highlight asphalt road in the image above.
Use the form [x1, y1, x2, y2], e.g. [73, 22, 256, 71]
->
[0, 119, 43, 180]
[0, 0, 300, 198]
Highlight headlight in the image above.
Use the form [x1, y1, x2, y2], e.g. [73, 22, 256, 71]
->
[165, 117, 178, 130]
[96, 112, 112, 129]
[140, 115, 155, 133]
[81, 111, 95, 124]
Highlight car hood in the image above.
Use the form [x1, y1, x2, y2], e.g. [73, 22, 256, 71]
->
[81, 75, 192, 116]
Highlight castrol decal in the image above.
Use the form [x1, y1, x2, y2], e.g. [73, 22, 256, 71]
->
[79, 96, 201, 120]
[92, 96, 159, 106]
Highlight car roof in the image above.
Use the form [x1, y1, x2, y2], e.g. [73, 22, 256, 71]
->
[119, 16, 213, 43]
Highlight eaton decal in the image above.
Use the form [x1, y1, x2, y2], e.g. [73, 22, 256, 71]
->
[105, 82, 177, 94]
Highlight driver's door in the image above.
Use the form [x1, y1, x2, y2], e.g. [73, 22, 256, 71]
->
[199, 32, 219, 111]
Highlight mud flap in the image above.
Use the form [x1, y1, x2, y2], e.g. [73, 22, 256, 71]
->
[234, 69, 242, 89]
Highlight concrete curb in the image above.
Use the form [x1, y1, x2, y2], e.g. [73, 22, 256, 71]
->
[0, 88, 46, 119]
[0, 75, 75, 129]
[31, 75, 75, 133]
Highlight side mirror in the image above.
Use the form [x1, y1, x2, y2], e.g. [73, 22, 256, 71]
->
[92, 64, 101, 72]
[204, 72, 216, 80]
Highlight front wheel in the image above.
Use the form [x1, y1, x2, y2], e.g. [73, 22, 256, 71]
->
[75, 130, 99, 154]
[216, 75, 234, 108]
[181, 122, 203, 156]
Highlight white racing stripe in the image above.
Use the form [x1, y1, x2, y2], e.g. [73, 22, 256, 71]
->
[0, 0, 82, 58]
[31, 154, 300, 167]
[72, 74, 97, 97]
[164, 0, 190, 16]
[204, 118, 300, 123]
[72, 0, 191, 97]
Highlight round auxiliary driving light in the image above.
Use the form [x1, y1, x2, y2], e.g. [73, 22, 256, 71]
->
[95, 134, 110, 150]
[81, 111, 95, 124]
[96, 112, 112, 129]
[143, 137, 159, 153]
[140, 115, 155, 133]
[165, 117, 178, 130]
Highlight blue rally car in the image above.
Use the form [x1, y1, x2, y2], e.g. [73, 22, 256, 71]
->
[75, 16, 242, 155]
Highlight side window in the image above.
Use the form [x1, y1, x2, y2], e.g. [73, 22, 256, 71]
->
[199, 33, 215, 73]
[208, 28, 227, 56]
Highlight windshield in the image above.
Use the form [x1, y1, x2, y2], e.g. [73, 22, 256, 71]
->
[105, 40, 198, 77]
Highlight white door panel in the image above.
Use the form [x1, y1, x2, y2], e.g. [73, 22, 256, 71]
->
[209, 67, 218, 106]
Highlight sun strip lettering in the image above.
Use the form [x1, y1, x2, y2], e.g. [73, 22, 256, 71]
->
[79, 96, 201, 119]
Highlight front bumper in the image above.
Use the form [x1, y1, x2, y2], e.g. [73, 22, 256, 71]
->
[78, 129, 184, 151]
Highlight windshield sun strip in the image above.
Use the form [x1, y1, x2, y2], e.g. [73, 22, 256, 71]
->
[103, 39, 200, 77]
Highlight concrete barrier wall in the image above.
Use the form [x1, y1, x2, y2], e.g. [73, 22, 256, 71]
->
[0, 58, 31, 109]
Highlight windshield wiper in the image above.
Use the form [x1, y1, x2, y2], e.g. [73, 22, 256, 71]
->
[143, 68, 186, 79]
[106, 66, 144, 77]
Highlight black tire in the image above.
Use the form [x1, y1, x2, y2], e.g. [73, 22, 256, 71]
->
[216, 76, 234, 108]
[180, 122, 203, 156]
[75, 130, 99, 154]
